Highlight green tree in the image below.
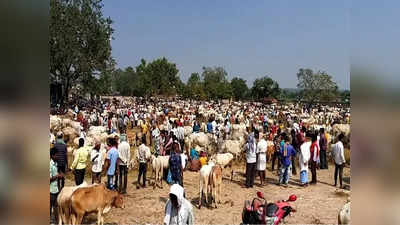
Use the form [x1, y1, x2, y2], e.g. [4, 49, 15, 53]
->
[296, 68, 338, 103]
[186, 73, 206, 99]
[135, 58, 180, 97]
[50, 0, 114, 103]
[230, 77, 249, 100]
[251, 76, 281, 100]
[202, 66, 232, 99]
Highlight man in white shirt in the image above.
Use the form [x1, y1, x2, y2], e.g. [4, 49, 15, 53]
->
[256, 134, 267, 186]
[245, 132, 257, 188]
[176, 125, 185, 152]
[118, 134, 130, 194]
[136, 136, 151, 189]
[332, 133, 346, 188]
[91, 140, 103, 184]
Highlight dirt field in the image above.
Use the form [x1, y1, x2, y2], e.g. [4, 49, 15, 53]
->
[65, 160, 350, 225]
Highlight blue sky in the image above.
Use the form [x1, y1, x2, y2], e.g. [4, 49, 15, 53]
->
[102, 1, 350, 89]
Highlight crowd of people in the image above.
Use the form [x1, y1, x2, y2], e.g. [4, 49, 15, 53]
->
[49, 97, 349, 224]
[243, 125, 346, 189]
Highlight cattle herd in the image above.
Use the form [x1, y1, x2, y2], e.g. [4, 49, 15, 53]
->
[50, 96, 351, 225]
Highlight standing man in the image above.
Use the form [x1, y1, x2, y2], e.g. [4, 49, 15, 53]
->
[245, 132, 257, 188]
[50, 147, 63, 223]
[271, 135, 281, 171]
[169, 142, 183, 186]
[332, 133, 346, 188]
[310, 133, 320, 185]
[118, 134, 130, 194]
[279, 135, 296, 187]
[70, 138, 88, 185]
[111, 114, 118, 134]
[256, 133, 267, 186]
[54, 131, 68, 190]
[136, 136, 151, 189]
[152, 123, 161, 157]
[105, 137, 119, 190]
[90, 140, 103, 184]
[176, 124, 185, 153]
[319, 128, 328, 169]
[299, 132, 311, 186]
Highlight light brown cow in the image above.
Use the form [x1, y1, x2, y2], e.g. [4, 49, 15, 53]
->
[209, 164, 223, 208]
[57, 182, 89, 225]
[70, 184, 124, 225]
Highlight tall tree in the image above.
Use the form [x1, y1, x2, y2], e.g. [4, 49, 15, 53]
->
[186, 73, 206, 99]
[251, 76, 281, 100]
[230, 77, 249, 100]
[296, 68, 338, 103]
[202, 66, 232, 99]
[50, 0, 113, 103]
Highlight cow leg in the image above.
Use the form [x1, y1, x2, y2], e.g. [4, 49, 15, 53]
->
[213, 184, 217, 208]
[199, 178, 203, 209]
[218, 182, 222, 204]
[76, 213, 84, 225]
[57, 205, 63, 225]
[160, 168, 164, 189]
[204, 177, 209, 206]
[97, 210, 102, 225]
[70, 213, 76, 225]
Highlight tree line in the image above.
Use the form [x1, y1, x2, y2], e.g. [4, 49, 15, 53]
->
[50, 0, 348, 104]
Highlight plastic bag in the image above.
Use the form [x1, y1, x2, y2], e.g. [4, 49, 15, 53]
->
[167, 168, 173, 184]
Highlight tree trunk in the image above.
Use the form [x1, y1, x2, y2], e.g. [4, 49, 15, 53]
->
[63, 78, 70, 105]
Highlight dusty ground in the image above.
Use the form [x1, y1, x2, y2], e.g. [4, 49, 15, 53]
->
[64, 127, 350, 224]
[65, 160, 350, 225]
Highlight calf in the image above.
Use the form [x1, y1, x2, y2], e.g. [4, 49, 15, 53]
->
[266, 140, 274, 162]
[209, 164, 223, 208]
[70, 184, 124, 225]
[199, 161, 215, 209]
[57, 182, 89, 225]
[151, 155, 169, 189]
[210, 153, 234, 181]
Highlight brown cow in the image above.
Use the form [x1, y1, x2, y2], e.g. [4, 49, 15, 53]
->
[70, 184, 124, 225]
[209, 164, 223, 208]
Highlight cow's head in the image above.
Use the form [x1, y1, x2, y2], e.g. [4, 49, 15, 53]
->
[113, 194, 124, 209]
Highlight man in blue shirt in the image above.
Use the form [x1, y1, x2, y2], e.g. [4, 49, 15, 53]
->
[207, 119, 213, 134]
[279, 135, 296, 187]
[106, 137, 119, 190]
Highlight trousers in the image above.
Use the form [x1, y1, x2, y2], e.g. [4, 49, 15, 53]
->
[245, 163, 256, 187]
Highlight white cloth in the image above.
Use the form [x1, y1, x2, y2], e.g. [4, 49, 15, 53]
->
[164, 184, 194, 225]
[181, 153, 187, 169]
[90, 149, 103, 173]
[137, 144, 151, 163]
[256, 139, 267, 170]
[176, 127, 185, 141]
[332, 141, 346, 165]
[245, 142, 257, 164]
[299, 141, 311, 172]
[118, 141, 131, 165]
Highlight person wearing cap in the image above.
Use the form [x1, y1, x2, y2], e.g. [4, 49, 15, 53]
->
[54, 131, 68, 190]
[164, 184, 194, 225]
[118, 134, 130, 194]
[90, 139, 103, 184]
